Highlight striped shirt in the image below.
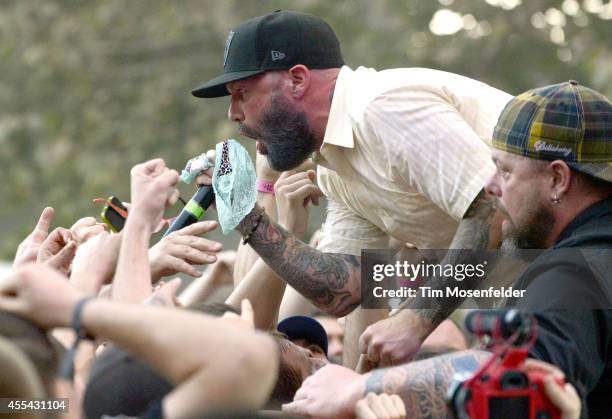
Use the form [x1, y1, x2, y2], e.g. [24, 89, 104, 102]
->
[314, 66, 513, 255]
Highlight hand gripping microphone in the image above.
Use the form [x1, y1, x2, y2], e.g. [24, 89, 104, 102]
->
[162, 142, 233, 237]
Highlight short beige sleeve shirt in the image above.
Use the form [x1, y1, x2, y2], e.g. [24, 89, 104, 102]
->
[315, 66, 513, 255]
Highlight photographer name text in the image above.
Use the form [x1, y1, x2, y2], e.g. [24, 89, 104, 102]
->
[372, 286, 526, 299]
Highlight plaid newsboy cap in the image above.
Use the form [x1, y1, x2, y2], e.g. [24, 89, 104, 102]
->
[492, 80, 612, 182]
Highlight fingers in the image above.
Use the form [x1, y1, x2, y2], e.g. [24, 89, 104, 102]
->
[355, 398, 377, 419]
[168, 232, 222, 252]
[71, 217, 106, 244]
[358, 329, 371, 357]
[133, 158, 166, 176]
[290, 184, 323, 207]
[172, 220, 219, 238]
[543, 376, 580, 418]
[355, 393, 406, 419]
[31, 207, 55, 244]
[281, 399, 310, 416]
[367, 393, 389, 418]
[172, 244, 218, 264]
[192, 150, 216, 187]
[158, 168, 180, 188]
[160, 277, 182, 297]
[161, 256, 203, 278]
[390, 394, 406, 418]
[167, 187, 181, 207]
[523, 359, 565, 379]
[367, 342, 381, 365]
[195, 173, 213, 187]
[356, 354, 378, 374]
[46, 240, 77, 270]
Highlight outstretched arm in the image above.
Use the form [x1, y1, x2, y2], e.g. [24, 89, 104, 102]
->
[236, 204, 361, 317]
[359, 189, 502, 366]
[404, 188, 502, 324]
[283, 349, 490, 419]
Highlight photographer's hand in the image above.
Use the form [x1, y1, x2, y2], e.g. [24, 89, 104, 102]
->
[523, 359, 580, 419]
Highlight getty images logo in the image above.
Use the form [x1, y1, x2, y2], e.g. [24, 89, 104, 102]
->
[271, 50, 286, 61]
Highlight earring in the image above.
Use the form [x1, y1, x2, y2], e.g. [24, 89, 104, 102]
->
[552, 195, 561, 204]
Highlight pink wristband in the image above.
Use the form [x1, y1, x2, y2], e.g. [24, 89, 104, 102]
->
[256, 179, 275, 194]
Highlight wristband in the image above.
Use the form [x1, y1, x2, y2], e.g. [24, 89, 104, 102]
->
[59, 296, 96, 380]
[256, 179, 275, 195]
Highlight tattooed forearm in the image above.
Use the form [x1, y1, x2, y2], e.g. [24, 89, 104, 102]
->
[236, 204, 361, 316]
[364, 350, 490, 419]
[404, 189, 501, 324]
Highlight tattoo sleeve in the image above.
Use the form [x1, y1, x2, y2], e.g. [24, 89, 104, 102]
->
[365, 350, 490, 419]
[404, 189, 501, 325]
[236, 204, 361, 316]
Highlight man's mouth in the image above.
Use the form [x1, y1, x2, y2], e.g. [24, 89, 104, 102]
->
[256, 141, 268, 155]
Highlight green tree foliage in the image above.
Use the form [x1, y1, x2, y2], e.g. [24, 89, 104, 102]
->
[1, 0, 610, 258]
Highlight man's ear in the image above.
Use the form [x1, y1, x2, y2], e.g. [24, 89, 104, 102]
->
[549, 160, 572, 199]
[286, 65, 310, 99]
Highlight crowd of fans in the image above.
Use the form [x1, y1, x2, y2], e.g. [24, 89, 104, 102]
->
[2, 9, 611, 419]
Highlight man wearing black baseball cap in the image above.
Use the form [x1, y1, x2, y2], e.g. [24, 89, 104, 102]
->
[193, 9, 512, 368]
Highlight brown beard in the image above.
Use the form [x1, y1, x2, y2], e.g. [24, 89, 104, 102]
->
[238, 93, 317, 171]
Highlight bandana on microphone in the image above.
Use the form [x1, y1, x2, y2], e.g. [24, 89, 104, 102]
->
[212, 139, 257, 234]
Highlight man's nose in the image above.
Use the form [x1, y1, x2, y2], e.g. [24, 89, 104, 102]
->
[227, 97, 244, 123]
[485, 174, 501, 197]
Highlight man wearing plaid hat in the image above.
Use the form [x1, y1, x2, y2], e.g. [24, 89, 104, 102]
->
[282, 81, 611, 419]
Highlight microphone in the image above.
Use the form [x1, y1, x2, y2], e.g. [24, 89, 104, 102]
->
[162, 185, 215, 237]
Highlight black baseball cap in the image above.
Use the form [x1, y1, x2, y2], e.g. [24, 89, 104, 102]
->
[277, 315, 328, 355]
[191, 10, 344, 98]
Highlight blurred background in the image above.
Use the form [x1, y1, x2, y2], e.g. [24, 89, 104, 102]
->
[1, 0, 610, 261]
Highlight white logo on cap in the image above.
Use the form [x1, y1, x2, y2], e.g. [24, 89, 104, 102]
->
[271, 50, 286, 61]
[534, 141, 573, 157]
[223, 30, 235, 68]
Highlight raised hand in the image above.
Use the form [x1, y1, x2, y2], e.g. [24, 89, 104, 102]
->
[275, 166, 322, 239]
[37, 226, 77, 274]
[14, 207, 55, 268]
[129, 158, 180, 229]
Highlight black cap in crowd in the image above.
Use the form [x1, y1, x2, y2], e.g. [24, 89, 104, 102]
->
[192, 10, 344, 98]
[83, 346, 172, 419]
[277, 315, 328, 355]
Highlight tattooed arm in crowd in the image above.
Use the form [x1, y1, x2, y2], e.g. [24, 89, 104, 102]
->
[282, 349, 491, 419]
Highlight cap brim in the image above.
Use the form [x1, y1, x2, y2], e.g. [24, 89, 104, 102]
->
[277, 316, 328, 355]
[567, 162, 612, 183]
[191, 69, 266, 98]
